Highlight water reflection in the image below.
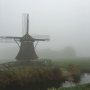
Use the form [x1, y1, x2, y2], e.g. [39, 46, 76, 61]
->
[80, 73, 90, 84]
[63, 73, 90, 87]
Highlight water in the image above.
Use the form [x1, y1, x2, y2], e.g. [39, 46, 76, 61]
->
[80, 73, 90, 84]
[63, 73, 90, 87]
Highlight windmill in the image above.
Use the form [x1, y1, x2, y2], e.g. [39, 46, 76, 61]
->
[0, 13, 50, 61]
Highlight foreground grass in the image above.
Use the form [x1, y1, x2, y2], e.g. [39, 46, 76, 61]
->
[0, 58, 89, 90]
[0, 66, 64, 90]
[0, 60, 81, 90]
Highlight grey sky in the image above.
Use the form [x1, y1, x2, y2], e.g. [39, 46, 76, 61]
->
[0, 0, 90, 56]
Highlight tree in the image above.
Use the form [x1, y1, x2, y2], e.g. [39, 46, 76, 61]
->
[63, 46, 76, 58]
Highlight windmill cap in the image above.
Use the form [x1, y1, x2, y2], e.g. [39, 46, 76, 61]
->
[21, 34, 35, 42]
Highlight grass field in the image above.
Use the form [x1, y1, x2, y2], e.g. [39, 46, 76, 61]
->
[52, 58, 90, 71]
[49, 83, 90, 90]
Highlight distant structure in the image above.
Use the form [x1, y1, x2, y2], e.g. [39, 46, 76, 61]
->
[0, 13, 50, 61]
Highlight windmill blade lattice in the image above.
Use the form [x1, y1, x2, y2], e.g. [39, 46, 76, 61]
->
[0, 36, 21, 43]
[31, 35, 50, 41]
[22, 13, 29, 36]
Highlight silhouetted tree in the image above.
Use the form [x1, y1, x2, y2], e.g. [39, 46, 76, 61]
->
[63, 46, 76, 58]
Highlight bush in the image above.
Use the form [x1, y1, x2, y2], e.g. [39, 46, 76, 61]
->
[0, 66, 64, 90]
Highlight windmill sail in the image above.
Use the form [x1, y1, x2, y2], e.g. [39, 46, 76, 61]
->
[0, 36, 21, 39]
[31, 35, 50, 41]
[22, 13, 29, 35]
[0, 36, 21, 42]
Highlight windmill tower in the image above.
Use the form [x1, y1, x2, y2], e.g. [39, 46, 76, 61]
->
[0, 13, 50, 61]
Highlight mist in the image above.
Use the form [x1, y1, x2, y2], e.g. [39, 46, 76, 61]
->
[0, 0, 90, 60]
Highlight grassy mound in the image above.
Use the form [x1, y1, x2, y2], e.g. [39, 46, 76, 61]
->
[0, 59, 82, 90]
[0, 66, 64, 90]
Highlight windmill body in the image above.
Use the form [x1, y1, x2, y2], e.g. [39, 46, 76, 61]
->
[16, 34, 38, 60]
[0, 14, 49, 61]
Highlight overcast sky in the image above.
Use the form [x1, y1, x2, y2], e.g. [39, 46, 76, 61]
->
[0, 0, 90, 56]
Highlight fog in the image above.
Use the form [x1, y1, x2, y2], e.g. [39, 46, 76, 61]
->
[0, 0, 90, 59]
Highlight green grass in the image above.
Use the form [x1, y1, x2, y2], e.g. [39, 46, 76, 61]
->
[59, 84, 90, 90]
[48, 83, 90, 90]
[52, 58, 90, 70]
